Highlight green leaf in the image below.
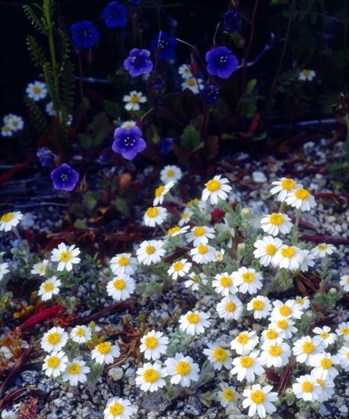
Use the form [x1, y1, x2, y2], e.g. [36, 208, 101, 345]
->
[61, 61, 75, 110]
[79, 113, 109, 149]
[247, 79, 257, 92]
[74, 218, 87, 230]
[112, 198, 130, 217]
[180, 125, 201, 150]
[24, 96, 50, 134]
[104, 100, 121, 119]
[26, 35, 47, 68]
[23, 5, 47, 34]
[83, 191, 99, 211]
[58, 28, 72, 68]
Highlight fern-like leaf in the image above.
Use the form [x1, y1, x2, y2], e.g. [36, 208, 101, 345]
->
[58, 28, 71, 69]
[26, 35, 47, 69]
[61, 61, 75, 111]
[24, 96, 50, 134]
[23, 5, 47, 34]
[43, 62, 57, 100]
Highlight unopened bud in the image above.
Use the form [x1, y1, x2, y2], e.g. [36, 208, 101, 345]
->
[241, 207, 250, 216]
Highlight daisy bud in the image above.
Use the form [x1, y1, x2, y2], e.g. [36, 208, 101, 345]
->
[285, 388, 296, 406]
[242, 208, 250, 216]
[303, 310, 314, 323]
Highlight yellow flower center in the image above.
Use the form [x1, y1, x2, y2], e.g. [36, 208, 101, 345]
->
[276, 319, 288, 330]
[320, 358, 332, 369]
[187, 78, 196, 87]
[43, 282, 54, 292]
[226, 302, 236, 312]
[269, 345, 282, 357]
[223, 389, 234, 402]
[252, 300, 264, 311]
[166, 169, 175, 177]
[280, 246, 295, 259]
[167, 226, 179, 235]
[316, 378, 325, 388]
[281, 178, 296, 190]
[342, 328, 349, 336]
[206, 179, 220, 192]
[241, 272, 254, 283]
[39, 266, 46, 274]
[265, 244, 277, 256]
[60, 251, 72, 262]
[320, 331, 329, 339]
[294, 188, 309, 200]
[143, 368, 159, 383]
[130, 95, 139, 104]
[176, 360, 191, 376]
[68, 362, 81, 375]
[47, 332, 61, 345]
[193, 226, 205, 237]
[269, 213, 284, 226]
[144, 336, 158, 349]
[33, 86, 41, 93]
[155, 186, 165, 197]
[75, 327, 86, 337]
[240, 356, 253, 368]
[302, 381, 313, 393]
[3, 126, 11, 132]
[172, 261, 184, 272]
[187, 313, 200, 324]
[109, 402, 123, 417]
[303, 70, 311, 77]
[296, 298, 304, 305]
[237, 333, 249, 345]
[279, 305, 291, 317]
[220, 276, 232, 288]
[113, 279, 126, 290]
[146, 207, 159, 218]
[213, 347, 227, 362]
[97, 342, 111, 355]
[250, 390, 265, 404]
[197, 244, 208, 255]
[47, 355, 60, 369]
[317, 244, 327, 251]
[266, 329, 278, 340]
[181, 212, 190, 220]
[302, 341, 315, 354]
[12, 120, 18, 126]
[1, 213, 14, 223]
[118, 255, 130, 266]
[145, 245, 155, 255]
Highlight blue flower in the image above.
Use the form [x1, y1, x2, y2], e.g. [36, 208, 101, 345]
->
[37, 147, 56, 167]
[223, 10, 242, 33]
[71, 21, 100, 49]
[205, 46, 238, 79]
[112, 126, 146, 160]
[51, 163, 80, 191]
[202, 84, 220, 104]
[102, 2, 128, 29]
[123, 49, 153, 77]
[151, 32, 177, 60]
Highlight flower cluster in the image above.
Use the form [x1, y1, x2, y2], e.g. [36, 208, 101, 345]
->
[1, 114, 24, 137]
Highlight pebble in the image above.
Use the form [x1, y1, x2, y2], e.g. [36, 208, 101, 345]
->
[107, 367, 123, 381]
[252, 171, 267, 183]
[20, 370, 40, 385]
[184, 396, 202, 417]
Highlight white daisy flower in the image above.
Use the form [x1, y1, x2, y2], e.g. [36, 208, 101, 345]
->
[184, 272, 208, 291]
[336, 346, 349, 371]
[311, 370, 335, 403]
[311, 243, 336, 258]
[26, 81, 47, 101]
[3, 114, 15, 124]
[120, 120, 136, 129]
[110, 253, 137, 276]
[299, 249, 315, 272]
[270, 177, 301, 202]
[178, 64, 193, 79]
[309, 352, 339, 378]
[292, 374, 321, 401]
[335, 322, 349, 342]
[178, 310, 210, 336]
[216, 295, 243, 321]
[299, 69, 316, 81]
[167, 259, 192, 280]
[261, 326, 286, 344]
[1, 125, 13, 137]
[153, 181, 174, 206]
[231, 267, 263, 295]
[166, 225, 190, 237]
[104, 397, 136, 419]
[178, 210, 193, 226]
[31, 259, 49, 276]
[165, 353, 199, 387]
[253, 236, 283, 267]
[181, 77, 204, 94]
[212, 272, 237, 296]
[0, 211, 23, 231]
[340, 274, 349, 292]
[136, 240, 165, 265]
[38, 276, 61, 301]
[7, 115, 24, 131]
[46, 101, 56, 116]
[218, 382, 238, 411]
[269, 318, 297, 339]
[294, 295, 310, 310]
[201, 175, 232, 205]
[286, 187, 316, 211]
[260, 341, 291, 368]
[185, 225, 215, 247]
[292, 335, 324, 365]
[143, 206, 167, 227]
[123, 91, 147, 111]
[231, 350, 265, 383]
[272, 245, 304, 270]
[62, 359, 90, 386]
[203, 342, 232, 370]
[43, 351, 68, 378]
[140, 330, 169, 361]
[231, 331, 259, 355]
[189, 243, 216, 264]
[0, 262, 9, 281]
[135, 361, 167, 392]
[271, 299, 303, 320]
[41, 326, 68, 353]
[106, 275, 135, 300]
[260, 213, 292, 236]
[70, 325, 92, 344]
[247, 296, 272, 319]
[214, 248, 225, 262]
[242, 384, 278, 419]
[50, 243, 81, 272]
[91, 342, 120, 364]
[312, 326, 337, 348]
[160, 165, 183, 184]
